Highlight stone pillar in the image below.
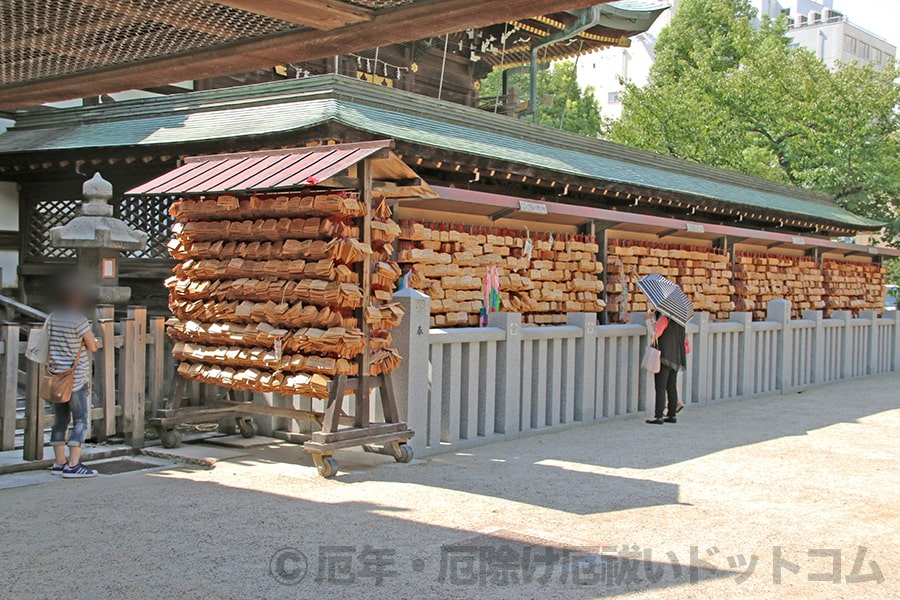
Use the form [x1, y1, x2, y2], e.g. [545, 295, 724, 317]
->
[691, 312, 711, 404]
[803, 310, 824, 385]
[893, 310, 900, 373]
[630, 312, 652, 414]
[859, 310, 879, 375]
[567, 312, 596, 423]
[489, 311, 521, 437]
[768, 299, 793, 393]
[832, 310, 853, 379]
[392, 288, 431, 456]
[731, 312, 754, 397]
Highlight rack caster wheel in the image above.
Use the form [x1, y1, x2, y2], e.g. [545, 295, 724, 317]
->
[237, 418, 257, 439]
[394, 443, 413, 463]
[159, 428, 182, 449]
[314, 455, 339, 478]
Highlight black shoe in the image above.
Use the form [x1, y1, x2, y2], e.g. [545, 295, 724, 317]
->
[645, 418, 664, 425]
[663, 417, 677, 423]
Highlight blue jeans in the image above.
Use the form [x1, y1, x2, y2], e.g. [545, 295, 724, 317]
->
[50, 385, 89, 447]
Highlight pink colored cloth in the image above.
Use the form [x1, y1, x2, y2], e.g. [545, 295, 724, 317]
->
[653, 315, 690, 354]
[653, 315, 669, 338]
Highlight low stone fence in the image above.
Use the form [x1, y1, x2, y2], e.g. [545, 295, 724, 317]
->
[391, 291, 900, 458]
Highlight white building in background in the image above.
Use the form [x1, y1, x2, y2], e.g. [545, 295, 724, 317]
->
[756, 0, 896, 68]
[580, 0, 896, 121]
[577, 1, 677, 121]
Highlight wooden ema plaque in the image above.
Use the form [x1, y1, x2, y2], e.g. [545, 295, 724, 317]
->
[159, 159, 413, 476]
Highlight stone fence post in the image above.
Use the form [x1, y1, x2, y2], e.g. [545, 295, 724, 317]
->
[768, 299, 792, 393]
[832, 310, 853, 379]
[802, 310, 824, 385]
[730, 312, 754, 397]
[392, 288, 431, 457]
[567, 312, 596, 423]
[690, 312, 710, 404]
[859, 310, 878, 376]
[489, 312, 521, 437]
[893, 310, 900, 373]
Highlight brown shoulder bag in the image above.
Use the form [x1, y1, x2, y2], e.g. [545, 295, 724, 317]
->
[39, 318, 85, 404]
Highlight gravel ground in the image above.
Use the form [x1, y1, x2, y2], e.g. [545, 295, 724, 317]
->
[1, 374, 898, 600]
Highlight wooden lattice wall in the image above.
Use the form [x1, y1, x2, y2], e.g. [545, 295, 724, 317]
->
[116, 194, 175, 260]
[24, 195, 173, 261]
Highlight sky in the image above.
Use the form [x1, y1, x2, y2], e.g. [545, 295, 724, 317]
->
[832, 0, 900, 49]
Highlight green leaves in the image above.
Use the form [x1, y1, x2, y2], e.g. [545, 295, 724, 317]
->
[608, 0, 900, 246]
[480, 61, 603, 137]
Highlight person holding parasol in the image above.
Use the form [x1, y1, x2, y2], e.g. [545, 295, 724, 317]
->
[638, 274, 693, 425]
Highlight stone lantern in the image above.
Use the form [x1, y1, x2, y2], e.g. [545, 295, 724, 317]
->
[50, 172, 148, 304]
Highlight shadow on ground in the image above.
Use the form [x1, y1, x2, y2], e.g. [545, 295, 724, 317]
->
[0, 465, 735, 599]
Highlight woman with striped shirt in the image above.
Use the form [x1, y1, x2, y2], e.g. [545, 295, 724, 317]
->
[48, 280, 100, 478]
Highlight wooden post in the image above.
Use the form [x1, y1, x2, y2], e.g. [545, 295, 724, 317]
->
[596, 224, 609, 325]
[23, 355, 43, 461]
[126, 309, 146, 449]
[119, 317, 136, 443]
[356, 158, 373, 428]
[803, 310, 824, 386]
[96, 318, 116, 438]
[147, 316, 165, 417]
[0, 322, 19, 450]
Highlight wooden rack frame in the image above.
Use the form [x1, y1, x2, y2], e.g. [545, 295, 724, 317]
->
[147, 149, 414, 477]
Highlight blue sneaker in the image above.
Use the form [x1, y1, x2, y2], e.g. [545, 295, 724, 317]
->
[62, 462, 98, 479]
[49, 463, 66, 476]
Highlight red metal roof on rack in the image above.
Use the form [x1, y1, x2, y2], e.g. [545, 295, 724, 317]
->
[127, 140, 393, 195]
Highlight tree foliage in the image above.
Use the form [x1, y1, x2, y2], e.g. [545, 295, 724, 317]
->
[481, 61, 603, 137]
[607, 0, 900, 244]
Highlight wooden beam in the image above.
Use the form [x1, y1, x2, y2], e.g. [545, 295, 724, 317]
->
[0, 0, 610, 108]
[656, 228, 680, 239]
[216, 0, 373, 29]
[140, 84, 193, 96]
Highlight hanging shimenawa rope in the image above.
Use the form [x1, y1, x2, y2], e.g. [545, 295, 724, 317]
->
[493, 22, 511, 113]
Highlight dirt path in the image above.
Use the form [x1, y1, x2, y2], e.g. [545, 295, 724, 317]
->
[2, 374, 898, 599]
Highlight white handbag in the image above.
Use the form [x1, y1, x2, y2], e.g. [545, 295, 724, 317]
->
[641, 342, 661, 374]
[25, 321, 49, 364]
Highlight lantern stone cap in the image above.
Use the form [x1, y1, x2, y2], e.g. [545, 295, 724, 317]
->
[50, 172, 149, 251]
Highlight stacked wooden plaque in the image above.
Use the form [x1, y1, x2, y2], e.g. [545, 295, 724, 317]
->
[166, 192, 404, 399]
[733, 253, 826, 319]
[398, 221, 605, 327]
[606, 241, 735, 321]
[822, 260, 887, 315]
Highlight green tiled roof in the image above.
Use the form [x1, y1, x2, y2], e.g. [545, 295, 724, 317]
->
[0, 75, 881, 229]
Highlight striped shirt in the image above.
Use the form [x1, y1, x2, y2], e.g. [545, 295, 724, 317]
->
[47, 310, 91, 391]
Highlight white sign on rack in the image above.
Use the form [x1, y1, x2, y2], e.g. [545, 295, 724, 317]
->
[518, 200, 548, 215]
[685, 223, 705, 234]
[791, 236, 806, 246]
